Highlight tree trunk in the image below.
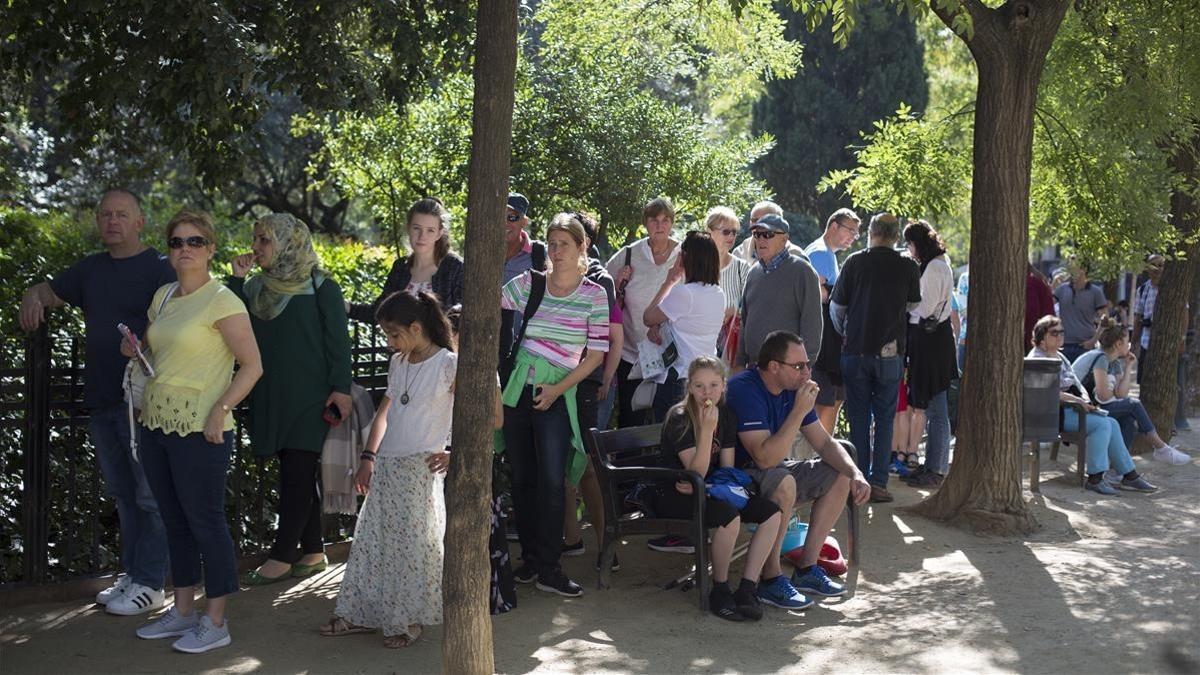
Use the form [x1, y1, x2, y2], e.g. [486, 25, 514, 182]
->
[1140, 134, 1200, 439]
[912, 0, 1069, 535]
[441, 2, 518, 673]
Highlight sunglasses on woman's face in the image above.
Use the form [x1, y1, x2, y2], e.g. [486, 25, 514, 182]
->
[168, 236, 209, 249]
[711, 228, 737, 237]
[1047, 329, 1065, 336]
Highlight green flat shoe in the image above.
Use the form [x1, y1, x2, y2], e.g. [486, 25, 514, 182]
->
[291, 557, 329, 578]
[242, 566, 293, 586]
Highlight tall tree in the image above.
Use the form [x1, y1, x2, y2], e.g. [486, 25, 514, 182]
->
[441, 0, 518, 672]
[0, 0, 473, 184]
[754, 0, 928, 216]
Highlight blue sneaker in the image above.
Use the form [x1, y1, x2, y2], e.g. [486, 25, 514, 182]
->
[791, 565, 846, 598]
[756, 575, 813, 610]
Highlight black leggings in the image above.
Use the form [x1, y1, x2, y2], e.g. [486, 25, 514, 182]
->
[269, 448, 324, 563]
[652, 488, 779, 528]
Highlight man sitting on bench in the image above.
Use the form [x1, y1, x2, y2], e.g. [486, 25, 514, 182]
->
[726, 330, 872, 610]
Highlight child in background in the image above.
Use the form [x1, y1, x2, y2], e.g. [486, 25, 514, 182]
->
[319, 290, 456, 648]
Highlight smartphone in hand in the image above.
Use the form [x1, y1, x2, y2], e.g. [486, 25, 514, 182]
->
[118, 323, 154, 377]
[323, 402, 343, 427]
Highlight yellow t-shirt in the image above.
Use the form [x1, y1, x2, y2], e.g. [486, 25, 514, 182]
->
[141, 278, 248, 436]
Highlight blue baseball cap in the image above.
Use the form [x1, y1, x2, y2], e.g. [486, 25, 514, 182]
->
[507, 193, 530, 218]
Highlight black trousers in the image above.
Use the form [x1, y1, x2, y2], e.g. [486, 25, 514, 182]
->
[616, 359, 650, 428]
[268, 448, 324, 563]
[652, 488, 779, 528]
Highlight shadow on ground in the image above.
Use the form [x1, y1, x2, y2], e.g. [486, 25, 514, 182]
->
[3, 429, 1198, 674]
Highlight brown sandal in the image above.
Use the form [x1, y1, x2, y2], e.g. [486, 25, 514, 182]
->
[383, 625, 422, 649]
[320, 616, 374, 637]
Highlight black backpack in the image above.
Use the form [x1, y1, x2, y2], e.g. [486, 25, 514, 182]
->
[499, 270, 547, 383]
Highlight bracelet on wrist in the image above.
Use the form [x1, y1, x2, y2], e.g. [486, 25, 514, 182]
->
[359, 451, 377, 462]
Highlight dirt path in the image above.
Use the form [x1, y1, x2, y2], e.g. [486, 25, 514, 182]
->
[3, 426, 1198, 674]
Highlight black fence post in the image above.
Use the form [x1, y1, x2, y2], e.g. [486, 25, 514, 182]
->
[23, 323, 51, 583]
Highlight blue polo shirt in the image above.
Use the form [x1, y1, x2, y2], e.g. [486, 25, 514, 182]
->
[726, 367, 818, 468]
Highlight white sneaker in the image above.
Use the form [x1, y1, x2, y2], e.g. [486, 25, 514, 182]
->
[105, 583, 165, 616]
[1153, 445, 1191, 466]
[136, 606, 199, 639]
[172, 616, 231, 654]
[95, 575, 131, 605]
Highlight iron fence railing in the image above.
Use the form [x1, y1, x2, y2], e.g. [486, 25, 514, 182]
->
[0, 316, 390, 585]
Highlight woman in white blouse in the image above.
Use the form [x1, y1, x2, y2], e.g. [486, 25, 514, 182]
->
[900, 221, 957, 487]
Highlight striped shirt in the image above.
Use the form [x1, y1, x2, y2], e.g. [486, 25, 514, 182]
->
[719, 256, 750, 314]
[501, 271, 609, 371]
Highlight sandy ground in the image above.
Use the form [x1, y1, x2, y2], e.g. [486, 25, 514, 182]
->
[3, 425, 1198, 674]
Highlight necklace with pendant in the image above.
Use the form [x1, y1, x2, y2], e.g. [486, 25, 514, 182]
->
[400, 345, 435, 405]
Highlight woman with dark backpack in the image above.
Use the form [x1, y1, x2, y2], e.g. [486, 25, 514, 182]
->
[500, 213, 609, 598]
[1071, 317, 1188, 466]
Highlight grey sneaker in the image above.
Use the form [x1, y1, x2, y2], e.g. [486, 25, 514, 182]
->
[1103, 468, 1123, 486]
[1084, 480, 1119, 496]
[136, 606, 199, 640]
[171, 616, 231, 654]
[1119, 475, 1159, 493]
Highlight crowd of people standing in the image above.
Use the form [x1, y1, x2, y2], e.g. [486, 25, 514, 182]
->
[18, 187, 1192, 652]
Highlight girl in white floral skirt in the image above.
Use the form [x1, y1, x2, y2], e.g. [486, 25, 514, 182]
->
[319, 289, 456, 649]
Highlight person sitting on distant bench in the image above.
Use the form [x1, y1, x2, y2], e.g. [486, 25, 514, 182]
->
[1027, 315, 1158, 495]
[1071, 316, 1189, 466]
[726, 330, 871, 611]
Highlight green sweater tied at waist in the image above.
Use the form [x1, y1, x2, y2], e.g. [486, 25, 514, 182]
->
[500, 349, 587, 485]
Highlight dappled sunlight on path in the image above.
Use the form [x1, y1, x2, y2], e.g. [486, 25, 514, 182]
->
[2, 423, 1198, 673]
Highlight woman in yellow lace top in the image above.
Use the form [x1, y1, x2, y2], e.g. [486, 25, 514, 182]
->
[125, 210, 262, 654]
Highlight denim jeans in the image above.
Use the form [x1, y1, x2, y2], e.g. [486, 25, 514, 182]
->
[595, 381, 617, 431]
[841, 354, 903, 488]
[1060, 409, 1136, 476]
[922, 389, 951, 474]
[1176, 354, 1190, 429]
[1061, 343, 1089, 366]
[88, 405, 168, 589]
[503, 386, 573, 577]
[139, 427, 239, 598]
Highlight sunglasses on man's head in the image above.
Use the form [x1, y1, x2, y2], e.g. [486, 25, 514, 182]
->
[167, 236, 209, 249]
[752, 230, 783, 240]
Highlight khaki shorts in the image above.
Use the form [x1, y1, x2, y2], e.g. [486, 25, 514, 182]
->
[745, 457, 841, 506]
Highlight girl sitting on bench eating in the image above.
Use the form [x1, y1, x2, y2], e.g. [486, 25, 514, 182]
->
[655, 356, 784, 621]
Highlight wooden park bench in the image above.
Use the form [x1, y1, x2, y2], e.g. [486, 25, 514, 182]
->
[584, 423, 860, 611]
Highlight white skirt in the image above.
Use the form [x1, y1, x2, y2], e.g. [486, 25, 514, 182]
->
[335, 454, 445, 637]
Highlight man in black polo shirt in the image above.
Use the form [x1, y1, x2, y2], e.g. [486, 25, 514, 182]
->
[830, 213, 921, 503]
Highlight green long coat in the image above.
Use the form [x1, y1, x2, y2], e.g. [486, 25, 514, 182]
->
[229, 277, 353, 457]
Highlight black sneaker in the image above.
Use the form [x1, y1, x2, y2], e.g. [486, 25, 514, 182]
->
[594, 552, 620, 572]
[733, 579, 763, 621]
[647, 535, 695, 553]
[709, 584, 743, 622]
[535, 570, 584, 598]
[562, 539, 586, 557]
[513, 563, 538, 584]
